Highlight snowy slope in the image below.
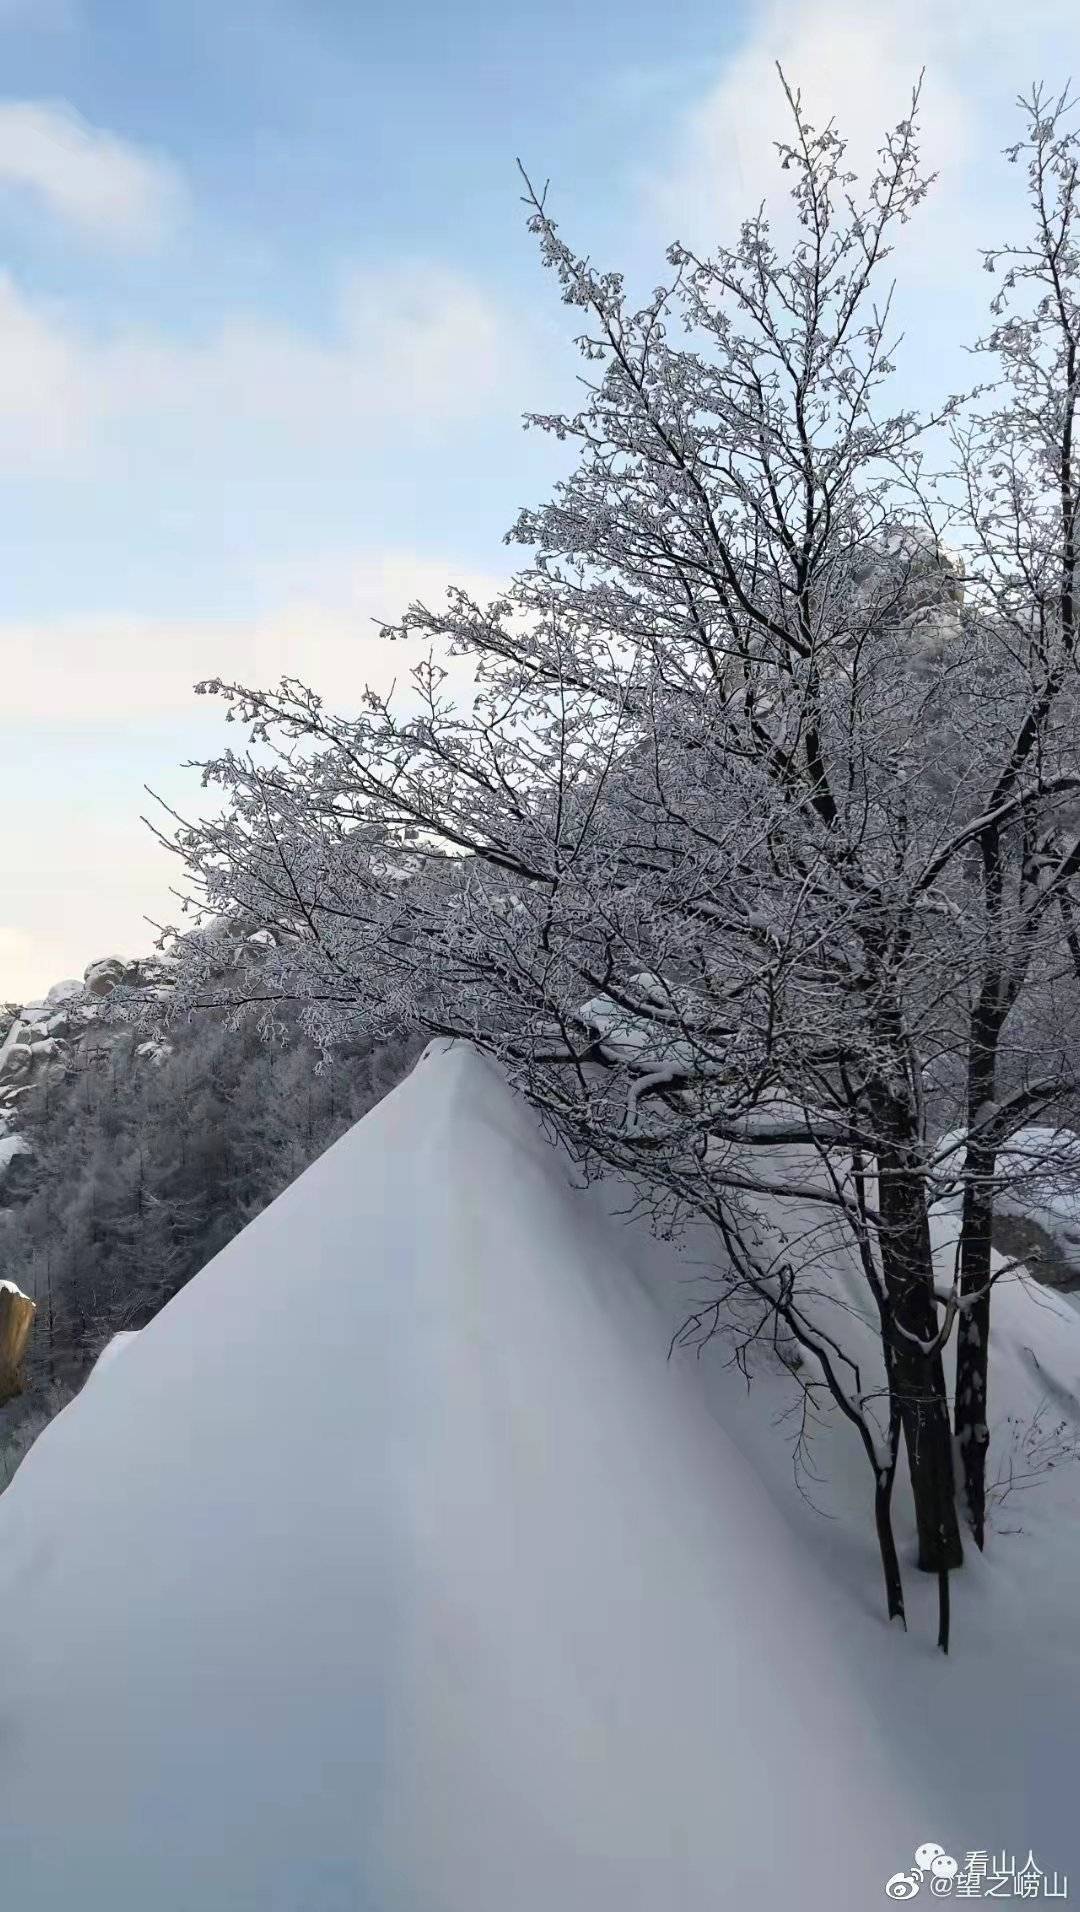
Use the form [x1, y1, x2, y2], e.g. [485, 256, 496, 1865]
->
[609, 1153, 1080, 1883]
[0, 1041, 934, 1911]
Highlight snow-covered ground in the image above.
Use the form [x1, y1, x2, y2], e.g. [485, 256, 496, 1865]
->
[613, 1154, 1080, 1881]
[0, 1042, 1078, 1908]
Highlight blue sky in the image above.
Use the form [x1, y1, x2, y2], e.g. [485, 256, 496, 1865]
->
[0, 0, 726, 610]
[1, 0, 1077, 998]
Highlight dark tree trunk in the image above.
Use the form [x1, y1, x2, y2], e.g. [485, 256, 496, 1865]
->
[889, 1320, 964, 1573]
[955, 1161, 993, 1550]
[872, 1100, 964, 1576]
[874, 1448, 906, 1626]
[871, 1354, 907, 1625]
[954, 826, 1009, 1551]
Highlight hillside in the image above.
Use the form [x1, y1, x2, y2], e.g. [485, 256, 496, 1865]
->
[1, 1041, 1078, 1908]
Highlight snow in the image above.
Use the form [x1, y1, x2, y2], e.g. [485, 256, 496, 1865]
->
[611, 1154, 1080, 1880]
[135, 1037, 173, 1066]
[0, 1041, 930, 1911]
[578, 990, 717, 1075]
[0, 1016, 26, 1074]
[933, 1125, 1080, 1285]
[45, 978, 83, 1005]
[0, 1130, 30, 1177]
[1, 1043, 1078, 1907]
[85, 1330, 140, 1378]
[0, 1276, 31, 1298]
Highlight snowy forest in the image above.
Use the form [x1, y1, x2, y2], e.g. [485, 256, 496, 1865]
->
[0, 960, 417, 1484]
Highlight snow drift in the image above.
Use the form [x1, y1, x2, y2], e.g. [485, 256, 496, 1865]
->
[0, 1041, 933, 1910]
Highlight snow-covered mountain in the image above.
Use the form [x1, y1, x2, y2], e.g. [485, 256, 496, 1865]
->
[1, 1041, 1078, 1909]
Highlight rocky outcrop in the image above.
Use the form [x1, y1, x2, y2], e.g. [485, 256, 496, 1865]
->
[0, 1020, 65, 1096]
[0, 950, 170, 1110]
[83, 957, 127, 998]
[0, 1133, 31, 1181]
[45, 980, 82, 1006]
[1, 976, 98, 1110]
[1, 926, 277, 1138]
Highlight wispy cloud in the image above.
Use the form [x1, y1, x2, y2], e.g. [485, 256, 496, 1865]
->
[0, 0, 77, 26]
[0, 549, 509, 723]
[0, 260, 536, 467]
[643, 0, 1076, 291]
[0, 550, 509, 996]
[0, 269, 91, 455]
[0, 926, 46, 1004]
[0, 99, 185, 247]
[100, 263, 529, 449]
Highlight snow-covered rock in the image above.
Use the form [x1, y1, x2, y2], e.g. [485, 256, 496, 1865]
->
[135, 1037, 173, 1066]
[0, 1022, 33, 1088]
[0, 1132, 30, 1179]
[83, 956, 127, 998]
[2, 1038, 1079, 1907]
[0, 950, 172, 1102]
[45, 979, 83, 1006]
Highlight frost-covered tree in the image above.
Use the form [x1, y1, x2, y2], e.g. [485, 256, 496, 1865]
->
[160, 80, 1080, 1646]
[935, 87, 1080, 1554]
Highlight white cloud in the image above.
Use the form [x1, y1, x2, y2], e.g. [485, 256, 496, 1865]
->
[645, 0, 1076, 288]
[0, 270, 92, 455]
[0, 549, 509, 724]
[0, 99, 184, 247]
[100, 262, 524, 448]
[0, 925, 51, 1004]
[0, 242, 541, 1004]
[0, 550, 510, 1001]
[0, 822, 179, 1002]
[0, 261, 532, 466]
